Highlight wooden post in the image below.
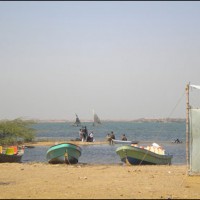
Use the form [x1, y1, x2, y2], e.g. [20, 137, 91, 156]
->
[185, 84, 190, 173]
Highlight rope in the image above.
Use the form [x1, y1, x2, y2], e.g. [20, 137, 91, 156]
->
[125, 149, 133, 166]
[128, 88, 186, 168]
[167, 90, 185, 119]
[152, 88, 186, 144]
[64, 151, 71, 165]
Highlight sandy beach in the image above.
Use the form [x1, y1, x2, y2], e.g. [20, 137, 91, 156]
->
[1, 162, 200, 199]
[0, 141, 200, 199]
[24, 140, 109, 147]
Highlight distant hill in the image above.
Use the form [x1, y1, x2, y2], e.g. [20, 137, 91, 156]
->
[31, 118, 185, 123]
[129, 118, 185, 123]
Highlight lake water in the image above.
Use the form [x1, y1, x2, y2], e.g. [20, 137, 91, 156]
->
[22, 121, 186, 165]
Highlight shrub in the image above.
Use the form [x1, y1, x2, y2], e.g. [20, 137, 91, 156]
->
[0, 118, 37, 145]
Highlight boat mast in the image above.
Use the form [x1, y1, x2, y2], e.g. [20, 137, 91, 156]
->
[75, 113, 81, 126]
[92, 109, 95, 126]
[185, 83, 190, 171]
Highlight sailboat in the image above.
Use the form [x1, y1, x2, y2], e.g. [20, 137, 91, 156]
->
[186, 84, 200, 175]
[93, 110, 101, 126]
[73, 113, 81, 127]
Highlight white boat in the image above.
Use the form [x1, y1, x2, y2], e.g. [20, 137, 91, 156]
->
[112, 139, 138, 145]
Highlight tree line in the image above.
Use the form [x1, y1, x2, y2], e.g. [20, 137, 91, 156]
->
[0, 118, 37, 145]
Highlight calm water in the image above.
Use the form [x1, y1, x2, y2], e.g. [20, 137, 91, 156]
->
[22, 121, 186, 165]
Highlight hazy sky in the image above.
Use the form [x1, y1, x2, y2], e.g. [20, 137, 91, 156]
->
[1, 1, 200, 121]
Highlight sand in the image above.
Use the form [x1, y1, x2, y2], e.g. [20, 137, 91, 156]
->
[1, 163, 200, 199]
[1, 141, 200, 199]
[24, 140, 109, 147]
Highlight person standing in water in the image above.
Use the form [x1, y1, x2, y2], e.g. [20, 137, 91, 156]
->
[110, 131, 115, 145]
[106, 133, 112, 145]
[121, 134, 127, 141]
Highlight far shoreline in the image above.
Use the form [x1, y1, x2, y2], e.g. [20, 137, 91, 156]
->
[15, 117, 186, 123]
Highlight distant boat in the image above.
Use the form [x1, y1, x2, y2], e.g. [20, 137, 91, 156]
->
[0, 146, 25, 163]
[171, 138, 182, 144]
[112, 139, 139, 145]
[116, 143, 172, 165]
[46, 143, 82, 164]
[93, 110, 101, 126]
[73, 113, 81, 126]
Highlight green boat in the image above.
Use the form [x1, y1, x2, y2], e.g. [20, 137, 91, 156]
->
[46, 143, 82, 164]
[116, 145, 172, 165]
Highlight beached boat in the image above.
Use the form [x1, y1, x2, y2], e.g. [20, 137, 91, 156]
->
[112, 139, 139, 145]
[46, 143, 82, 164]
[0, 146, 25, 163]
[116, 143, 172, 165]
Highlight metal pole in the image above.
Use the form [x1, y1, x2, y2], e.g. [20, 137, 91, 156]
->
[185, 84, 190, 173]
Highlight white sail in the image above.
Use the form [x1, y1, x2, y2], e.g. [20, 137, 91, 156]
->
[93, 110, 101, 126]
[190, 84, 200, 90]
[94, 113, 101, 124]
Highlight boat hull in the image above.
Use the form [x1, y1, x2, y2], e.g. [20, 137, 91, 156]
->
[112, 139, 138, 145]
[0, 152, 23, 163]
[46, 143, 82, 164]
[116, 145, 172, 165]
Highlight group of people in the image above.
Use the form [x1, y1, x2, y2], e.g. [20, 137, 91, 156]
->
[106, 131, 128, 145]
[106, 131, 115, 145]
[79, 126, 94, 142]
[78, 127, 128, 144]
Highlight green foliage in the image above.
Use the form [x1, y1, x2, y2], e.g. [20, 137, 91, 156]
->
[0, 118, 37, 145]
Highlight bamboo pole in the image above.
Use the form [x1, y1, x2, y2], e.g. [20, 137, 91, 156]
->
[185, 83, 190, 173]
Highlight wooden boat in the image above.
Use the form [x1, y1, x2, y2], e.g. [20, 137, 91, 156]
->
[72, 113, 81, 126]
[112, 139, 139, 145]
[46, 143, 82, 164]
[25, 145, 35, 148]
[0, 146, 24, 163]
[116, 143, 172, 165]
